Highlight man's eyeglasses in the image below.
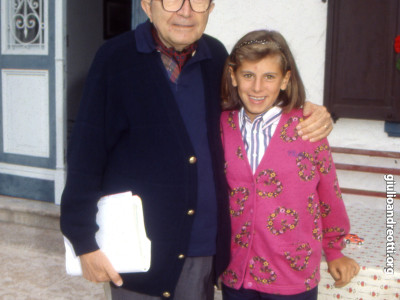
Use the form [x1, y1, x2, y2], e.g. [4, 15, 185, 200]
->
[158, 0, 212, 13]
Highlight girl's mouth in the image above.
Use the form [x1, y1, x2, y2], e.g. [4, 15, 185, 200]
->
[249, 96, 266, 102]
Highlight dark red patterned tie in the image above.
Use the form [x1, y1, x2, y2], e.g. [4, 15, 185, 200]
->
[152, 27, 197, 83]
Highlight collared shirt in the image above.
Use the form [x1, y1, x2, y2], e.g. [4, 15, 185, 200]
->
[239, 106, 283, 173]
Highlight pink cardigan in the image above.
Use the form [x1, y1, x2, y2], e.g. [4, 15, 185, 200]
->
[220, 109, 349, 295]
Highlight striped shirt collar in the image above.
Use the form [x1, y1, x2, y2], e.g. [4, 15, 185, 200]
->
[239, 106, 283, 128]
[239, 106, 283, 174]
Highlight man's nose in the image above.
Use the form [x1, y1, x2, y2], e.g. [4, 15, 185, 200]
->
[177, 0, 192, 17]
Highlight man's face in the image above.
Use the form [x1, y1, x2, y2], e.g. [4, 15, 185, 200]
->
[141, 0, 214, 51]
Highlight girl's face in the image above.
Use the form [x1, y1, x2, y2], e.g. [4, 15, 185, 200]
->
[230, 55, 291, 122]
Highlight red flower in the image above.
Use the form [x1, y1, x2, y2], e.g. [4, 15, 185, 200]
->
[395, 35, 400, 53]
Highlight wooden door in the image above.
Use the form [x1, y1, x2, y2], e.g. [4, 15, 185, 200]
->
[324, 0, 400, 121]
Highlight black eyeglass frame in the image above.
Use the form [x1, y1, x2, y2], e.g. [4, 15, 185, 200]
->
[159, 0, 212, 13]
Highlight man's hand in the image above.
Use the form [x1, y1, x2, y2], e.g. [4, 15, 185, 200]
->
[297, 101, 333, 142]
[80, 250, 123, 287]
[327, 256, 360, 288]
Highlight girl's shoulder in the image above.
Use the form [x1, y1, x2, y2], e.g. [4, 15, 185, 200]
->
[220, 110, 239, 123]
[280, 108, 330, 147]
[281, 108, 304, 120]
[220, 110, 240, 132]
[221, 109, 238, 117]
[278, 108, 311, 145]
[278, 108, 306, 128]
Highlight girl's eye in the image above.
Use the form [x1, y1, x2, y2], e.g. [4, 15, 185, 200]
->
[265, 74, 275, 80]
[243, 73, 253, 79]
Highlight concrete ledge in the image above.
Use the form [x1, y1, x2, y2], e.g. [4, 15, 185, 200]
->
[0, 195, 60, 230]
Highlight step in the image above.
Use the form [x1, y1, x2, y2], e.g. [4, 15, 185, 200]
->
[336, 169, 388, 194]
[331, 147, 400, 199]
[332, 152, 399, 169]
[0, 195, 60, 230]
[342, 194, 399, 211]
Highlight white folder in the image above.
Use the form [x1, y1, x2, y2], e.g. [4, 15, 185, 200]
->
[63, 191, 151, 276]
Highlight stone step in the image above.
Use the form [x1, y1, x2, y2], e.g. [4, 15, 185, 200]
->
[0, 195, 60, 230]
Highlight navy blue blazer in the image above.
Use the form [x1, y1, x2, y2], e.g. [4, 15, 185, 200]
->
[60, 23, 230, 297]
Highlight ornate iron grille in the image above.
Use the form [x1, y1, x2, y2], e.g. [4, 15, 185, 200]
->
[2, 0, 47, 54]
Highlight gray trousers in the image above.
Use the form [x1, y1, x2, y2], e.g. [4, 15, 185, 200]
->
[107, 256, 214, 300]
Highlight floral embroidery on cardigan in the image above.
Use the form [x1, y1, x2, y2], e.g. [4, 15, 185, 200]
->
[320, 202, 331, 218]
[228, 111, 237, 130]
[256, 169, 283, 198]
[267, 207, 299, 235]
[230, 187, 249, 217]
[222, 269, 238, 287]
[234, 221, 251, 248]
[334, 176, 342, 199]
[236, 146, 244, 160]
[280, 116, 304, 143]
[296, 152, 316, 181]
[284, 242, 313, 271]
[312, 210, 322, 241]
[307, 193, 322, 241]
[305, 266, 319, 291]
[307, 194, 316, 214]
[315, 144, 332, 174]
[249, 256, 277, 284]
[323, 227, 346, 249]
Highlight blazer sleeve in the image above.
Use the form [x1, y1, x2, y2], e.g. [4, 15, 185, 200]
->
[60, 44, 125, 256]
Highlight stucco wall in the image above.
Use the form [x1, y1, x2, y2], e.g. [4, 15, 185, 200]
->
[205, 0, 400, 152]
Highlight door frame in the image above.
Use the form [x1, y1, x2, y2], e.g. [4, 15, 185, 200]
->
[0, 0, 66, 204]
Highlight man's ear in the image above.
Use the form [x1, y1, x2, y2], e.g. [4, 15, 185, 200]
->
[141, 0, 152, 22]
[229, 67, 238, 87]
[208, 2, 215, 14]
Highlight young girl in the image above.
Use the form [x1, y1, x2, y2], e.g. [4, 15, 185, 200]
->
[219, 30, 359, 300]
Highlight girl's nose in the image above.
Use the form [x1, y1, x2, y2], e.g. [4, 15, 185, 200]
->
[253, 77, 262, 92]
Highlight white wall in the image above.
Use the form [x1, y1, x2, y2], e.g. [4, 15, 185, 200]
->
[329, 119, 400, 152]
[205, 0, 400, 152]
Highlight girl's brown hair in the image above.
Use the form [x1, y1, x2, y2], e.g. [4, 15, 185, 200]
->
[221, 30, 305, 112]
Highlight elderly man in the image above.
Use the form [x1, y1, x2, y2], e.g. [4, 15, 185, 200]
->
[60, 0, 332, 299]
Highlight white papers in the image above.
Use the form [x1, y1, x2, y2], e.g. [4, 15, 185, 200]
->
[64, 191, 151, 276]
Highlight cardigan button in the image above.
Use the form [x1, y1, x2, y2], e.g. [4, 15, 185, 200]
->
[178, 254, 185, 259]
[187, 209, 195, 216]
[163, 291, 171, 298]
[189, 156, 197, 164]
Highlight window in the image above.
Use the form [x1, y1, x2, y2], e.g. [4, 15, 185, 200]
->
[1, 0, 48, 55]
